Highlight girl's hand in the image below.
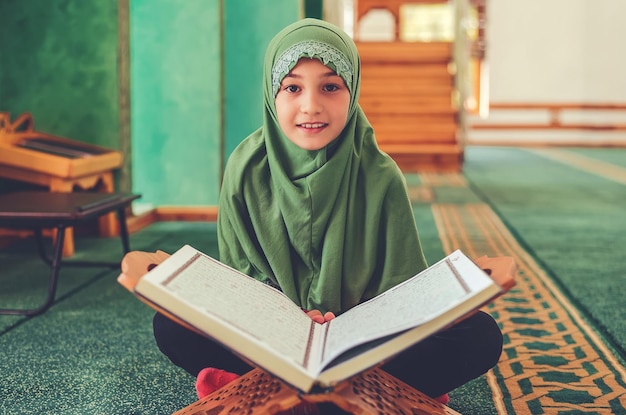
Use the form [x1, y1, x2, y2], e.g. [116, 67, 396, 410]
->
[306, 309, 336, 324]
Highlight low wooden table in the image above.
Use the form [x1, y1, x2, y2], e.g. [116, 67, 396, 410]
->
[0, 191, 140, 316]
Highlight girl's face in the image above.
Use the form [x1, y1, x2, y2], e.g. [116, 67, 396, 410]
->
[275, 58, 350, 151]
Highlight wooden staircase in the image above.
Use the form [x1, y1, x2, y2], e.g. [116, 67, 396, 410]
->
[353, 0, 467, 172]
[357, 41, 462, 172]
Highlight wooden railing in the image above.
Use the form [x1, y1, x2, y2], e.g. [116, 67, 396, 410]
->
[471, 103, 626, 131]
[468, 102, 626, 147]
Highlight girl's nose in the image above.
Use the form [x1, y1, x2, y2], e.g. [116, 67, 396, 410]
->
[300, 91, 322, 114]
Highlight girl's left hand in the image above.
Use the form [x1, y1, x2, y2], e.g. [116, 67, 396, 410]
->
[306, 309, 336, 324]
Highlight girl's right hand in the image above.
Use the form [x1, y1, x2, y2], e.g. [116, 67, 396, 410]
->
[306, 309, 336, 324]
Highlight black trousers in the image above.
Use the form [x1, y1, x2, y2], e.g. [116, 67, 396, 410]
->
[152, 310, 503, 397]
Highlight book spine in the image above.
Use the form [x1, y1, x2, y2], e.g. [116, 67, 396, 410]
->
[303, 321, 316, 369]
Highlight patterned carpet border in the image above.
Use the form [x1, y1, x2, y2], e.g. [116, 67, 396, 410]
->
[417, 174, 626, 415]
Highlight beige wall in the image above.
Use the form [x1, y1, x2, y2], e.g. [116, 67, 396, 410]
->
[487, 0, 626, 102]
[473, 0, 626, 144]
[326, 0, 626, 144]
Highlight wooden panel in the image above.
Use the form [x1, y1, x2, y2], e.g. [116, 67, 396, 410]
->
[358, 42, 452, 63]
[373, 128, 457, 143]
[356, 39, 461, 172]
[368, 114, 456, 131]
[370, 124, 457, 138]
[361, 81, 453, 96]
[362, 62, 452, 78]
[368, 128, 456, 142]
[381, 144, 464, 173]
[361, 96, 455, 113]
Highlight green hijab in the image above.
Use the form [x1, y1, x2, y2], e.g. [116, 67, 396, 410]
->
[218, 18, 427, 314]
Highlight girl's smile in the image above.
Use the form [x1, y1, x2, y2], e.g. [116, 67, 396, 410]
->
[275, 58, 350, 150]
[298, 122, 327, 129]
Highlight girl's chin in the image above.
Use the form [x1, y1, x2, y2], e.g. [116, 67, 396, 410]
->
[288, 137, 333, 151]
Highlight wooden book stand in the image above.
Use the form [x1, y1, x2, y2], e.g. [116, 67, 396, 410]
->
[119, 251, 516, 415]
[171, 367, 461, 415]
[0, 112, 124, 256]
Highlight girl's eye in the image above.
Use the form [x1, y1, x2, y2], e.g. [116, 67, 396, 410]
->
[283, 85, 300, 93]
[323, 84, 341, 92]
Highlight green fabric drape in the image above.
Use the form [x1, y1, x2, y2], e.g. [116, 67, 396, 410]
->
[218, 18, 427, 314]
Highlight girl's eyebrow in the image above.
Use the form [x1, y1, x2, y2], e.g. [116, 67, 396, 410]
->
[284, 70, 340, 79]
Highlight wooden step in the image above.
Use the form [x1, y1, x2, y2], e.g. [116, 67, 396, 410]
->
[361, 63, 453, 80]
[380, 144, 464, 173]
[358, 41, 453, 63]
[360, 97, 455, 114]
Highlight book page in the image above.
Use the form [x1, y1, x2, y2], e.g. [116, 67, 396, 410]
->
[146, 249, 315, 367]
[321, 251, 492, 366]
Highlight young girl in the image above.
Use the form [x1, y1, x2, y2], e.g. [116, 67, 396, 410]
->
[153, 18, 503, 412]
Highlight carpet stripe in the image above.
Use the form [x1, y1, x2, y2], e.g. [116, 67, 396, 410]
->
[419, 172, 468, 187]
[527, 148, 626, 185]
[425, 175, 626, 414]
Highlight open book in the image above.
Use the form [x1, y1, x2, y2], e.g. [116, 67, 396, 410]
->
[122, 245, 515, 393]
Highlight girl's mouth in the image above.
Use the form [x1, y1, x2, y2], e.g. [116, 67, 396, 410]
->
[297, 123, 327, 129]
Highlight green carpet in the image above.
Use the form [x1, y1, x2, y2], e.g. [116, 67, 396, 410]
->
[460, 147, 626, 414]
[464, 147, 626, 358]
[1, 147, 625, 414]
[0, 223, 218, 415]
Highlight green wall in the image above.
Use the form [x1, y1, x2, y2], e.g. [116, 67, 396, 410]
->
[0, 0, 122, 193]
[130, 0, 222, 207]
[0, 0, 120, 149]
[130, 0, 299, 207]
[223, 0, 301, 158]
[0, 0, 302, 205]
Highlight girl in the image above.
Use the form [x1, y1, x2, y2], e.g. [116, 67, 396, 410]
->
[153, 18, 503, 413]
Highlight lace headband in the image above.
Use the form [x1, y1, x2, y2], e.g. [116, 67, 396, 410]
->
[271, 40, 353, 97]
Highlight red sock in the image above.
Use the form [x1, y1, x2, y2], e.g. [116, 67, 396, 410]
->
[435, 393, 450, 405]
[195, 368, 240, 398]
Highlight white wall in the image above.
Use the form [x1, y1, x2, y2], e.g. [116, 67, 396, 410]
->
[470, 0, 626, 144]
[487, 0, 626, 102]
[326, 0, 626, 144]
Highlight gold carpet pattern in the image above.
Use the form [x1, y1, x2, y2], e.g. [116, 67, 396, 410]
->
[415, 173, 626, 415]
